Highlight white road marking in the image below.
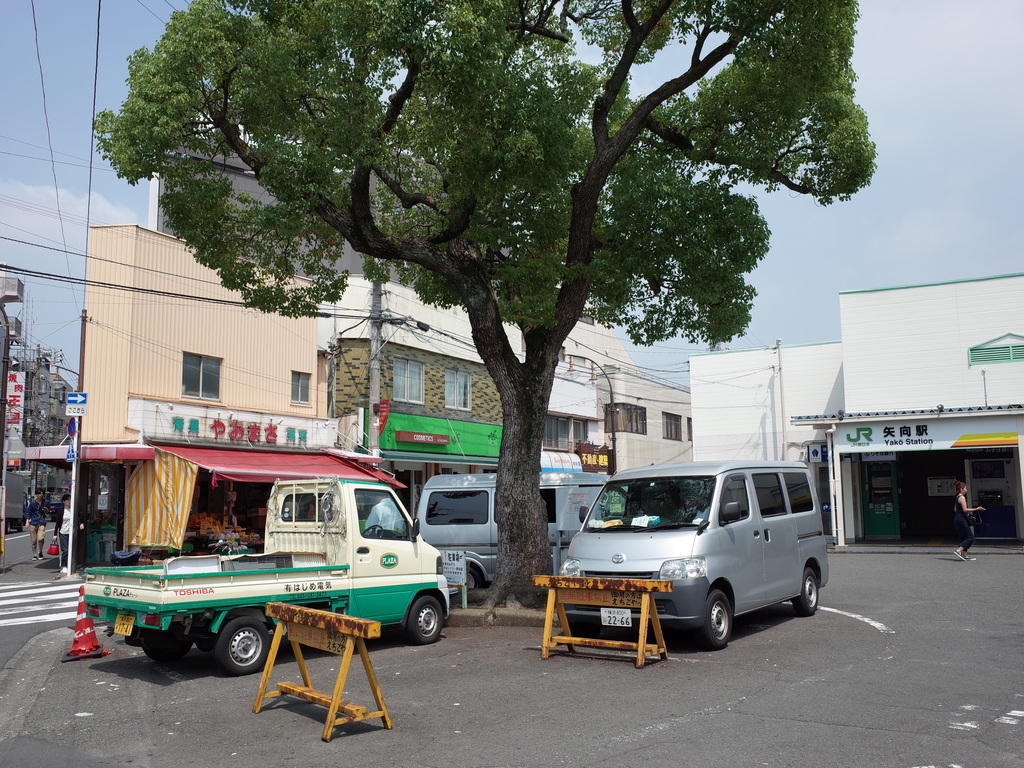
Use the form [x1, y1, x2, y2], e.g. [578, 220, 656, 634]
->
[0, 600, 80, 616]
[0, 610, 78, 627]
[819, 606, 895, 633]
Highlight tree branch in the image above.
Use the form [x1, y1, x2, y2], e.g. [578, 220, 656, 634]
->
[643, 116, 694, 151]
[373, 165, 440, 211]
[379, 59, 421, 136]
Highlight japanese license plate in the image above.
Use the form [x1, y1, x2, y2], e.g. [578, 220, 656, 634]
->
[600, 607, 632, 627]
[113, 614, 136, 635]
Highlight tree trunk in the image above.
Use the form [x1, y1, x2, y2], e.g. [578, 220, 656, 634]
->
[482, 337, 561, 609]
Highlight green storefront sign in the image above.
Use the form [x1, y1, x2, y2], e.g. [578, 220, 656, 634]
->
[371, 412, 502, 462]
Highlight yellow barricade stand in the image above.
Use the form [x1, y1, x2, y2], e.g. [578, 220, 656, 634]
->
[532, 575, 673, 669]
[253, 602, 392, 742]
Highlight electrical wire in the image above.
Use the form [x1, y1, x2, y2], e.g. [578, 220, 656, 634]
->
[29, 0, 74, 290]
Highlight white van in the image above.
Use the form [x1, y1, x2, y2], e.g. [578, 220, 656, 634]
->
[560, 461, 828, 650]
[417, 472, 606, 588]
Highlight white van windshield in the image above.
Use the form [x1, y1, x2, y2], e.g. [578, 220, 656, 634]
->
[586, 477, 716, 530]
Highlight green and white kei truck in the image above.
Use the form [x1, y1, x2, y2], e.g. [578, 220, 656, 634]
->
[84, 477, 449, 675]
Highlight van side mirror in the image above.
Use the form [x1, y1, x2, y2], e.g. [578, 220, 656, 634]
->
[719, 501, 742, 525]
[411, 518, 421, 540]
[578, 506, 589, 524]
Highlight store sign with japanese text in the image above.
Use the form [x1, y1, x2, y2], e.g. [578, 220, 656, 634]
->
[577, 443, 611, 473]
[835, 416, 1019, 453]
[131, 398, 337, 450]
[5, 371, 24, 436]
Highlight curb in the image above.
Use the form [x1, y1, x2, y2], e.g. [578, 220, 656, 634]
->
[446, 607, 547, 628]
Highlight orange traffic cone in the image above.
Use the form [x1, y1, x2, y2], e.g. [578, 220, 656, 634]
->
[62, 584, 110, 662]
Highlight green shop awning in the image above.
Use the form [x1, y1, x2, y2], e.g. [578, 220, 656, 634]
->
[380, 449, 499, 466]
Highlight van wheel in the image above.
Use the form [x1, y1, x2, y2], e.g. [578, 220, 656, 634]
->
[792, 567, 820, 617]
[215, 617, 270, 676]
[697, 589, 733, 651]
[467, 565, 486, 590]
[140, 633, 193, 663]
[406, 596, 443, 645]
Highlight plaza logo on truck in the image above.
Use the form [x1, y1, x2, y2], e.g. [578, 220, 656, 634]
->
[380, 553, 399, 569]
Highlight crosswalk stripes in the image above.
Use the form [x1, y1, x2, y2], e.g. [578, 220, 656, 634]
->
[0, 581, 83, 628]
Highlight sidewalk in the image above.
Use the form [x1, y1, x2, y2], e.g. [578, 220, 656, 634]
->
[829, 539, 1023, 555]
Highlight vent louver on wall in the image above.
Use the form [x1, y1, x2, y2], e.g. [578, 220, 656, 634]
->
[968, 344, 1024, 365]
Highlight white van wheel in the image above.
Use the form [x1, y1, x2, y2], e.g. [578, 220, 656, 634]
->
[792, 567, 820, 617]
[467, 565, 486, 590]
[697, 589, 732, 651]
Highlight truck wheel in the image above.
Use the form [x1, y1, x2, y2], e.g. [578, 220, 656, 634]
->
[696, 589, 733, 651]
[791, 566, 820, 617]
[140, 634, 193, 663]
[405, 596, 443, 645]
[215, 617, 270, 676]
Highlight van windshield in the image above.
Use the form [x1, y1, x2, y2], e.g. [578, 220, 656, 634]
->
[585, 477, 716, 530]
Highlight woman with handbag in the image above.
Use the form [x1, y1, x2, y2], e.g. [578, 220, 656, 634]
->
[953, 480, 985, 561]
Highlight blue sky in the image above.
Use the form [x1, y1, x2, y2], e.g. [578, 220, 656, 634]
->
[2, 0, 1022, 385]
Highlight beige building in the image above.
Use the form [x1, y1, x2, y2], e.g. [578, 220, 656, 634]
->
[28, 225, 385, 564]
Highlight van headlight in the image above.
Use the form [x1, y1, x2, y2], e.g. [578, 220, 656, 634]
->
[659, 557, 707, 580]
[560, 558, 582, 577]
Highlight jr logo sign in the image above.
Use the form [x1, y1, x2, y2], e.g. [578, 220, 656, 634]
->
[845, 427, 873, 445]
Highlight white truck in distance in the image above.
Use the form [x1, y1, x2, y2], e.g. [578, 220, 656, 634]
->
[84, 477, 448, 675]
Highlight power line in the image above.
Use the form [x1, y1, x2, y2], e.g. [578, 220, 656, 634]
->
[29, 0, 74, 289]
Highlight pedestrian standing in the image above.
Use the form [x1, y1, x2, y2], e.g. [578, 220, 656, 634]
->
[24, 490, 49, 560]
[953, 480, 985, 561]
[57, 494, 77, 575]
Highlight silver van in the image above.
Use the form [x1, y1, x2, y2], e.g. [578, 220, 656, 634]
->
[418, 472, 606, 588]
[560, 461, 828, 649]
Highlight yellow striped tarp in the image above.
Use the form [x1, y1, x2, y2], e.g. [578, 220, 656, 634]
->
[125, 448, 199, 548]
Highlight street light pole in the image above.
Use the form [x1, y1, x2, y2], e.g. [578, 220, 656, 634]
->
[564, 352, 617, 475]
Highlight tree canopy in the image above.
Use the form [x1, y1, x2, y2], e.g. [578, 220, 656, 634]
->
[97, 0, 874, 603]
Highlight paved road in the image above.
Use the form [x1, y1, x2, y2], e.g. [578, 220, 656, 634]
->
[0, 551, 1021, 768]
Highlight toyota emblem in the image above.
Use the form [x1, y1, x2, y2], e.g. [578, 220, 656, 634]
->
[611, 553, 625, 564]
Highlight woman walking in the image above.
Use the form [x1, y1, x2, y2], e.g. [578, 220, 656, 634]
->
[953, 480, 984, 561]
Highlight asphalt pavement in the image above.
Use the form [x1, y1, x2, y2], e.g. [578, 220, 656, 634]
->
[1, 546, 1022, 768]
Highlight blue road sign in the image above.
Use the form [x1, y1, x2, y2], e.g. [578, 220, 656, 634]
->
[67, 392, 88, 405]
[66, 447, 76, 462]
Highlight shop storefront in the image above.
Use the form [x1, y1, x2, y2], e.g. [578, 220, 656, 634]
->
[829, 412, 1021, 541]
[125, 444, 398, 556]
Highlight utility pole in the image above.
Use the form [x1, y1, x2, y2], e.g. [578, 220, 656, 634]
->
[367, 282, 383, 457]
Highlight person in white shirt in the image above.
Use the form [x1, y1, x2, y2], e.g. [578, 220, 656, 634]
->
[365, 496, 405, 537]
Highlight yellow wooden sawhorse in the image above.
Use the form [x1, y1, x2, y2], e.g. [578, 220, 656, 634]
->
[532, 575, 673, 668]
[253, 602, 392, 742]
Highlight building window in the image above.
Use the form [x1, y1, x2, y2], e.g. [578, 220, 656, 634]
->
[291, 371, 310, 404]
[445, 369, 472, 410]
[573, 419, 589, 446]
[182, 353, 221, 400]
[663, 412, 683, 441]
[686, 417, 693, 442]
[393, 358, 424, 403]
[543, 416, 591, 450]
[544, 416, 570, 450]
[605, 402, 647, 435]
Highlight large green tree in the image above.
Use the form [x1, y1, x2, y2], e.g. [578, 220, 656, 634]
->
[98, 0, 874, 605]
